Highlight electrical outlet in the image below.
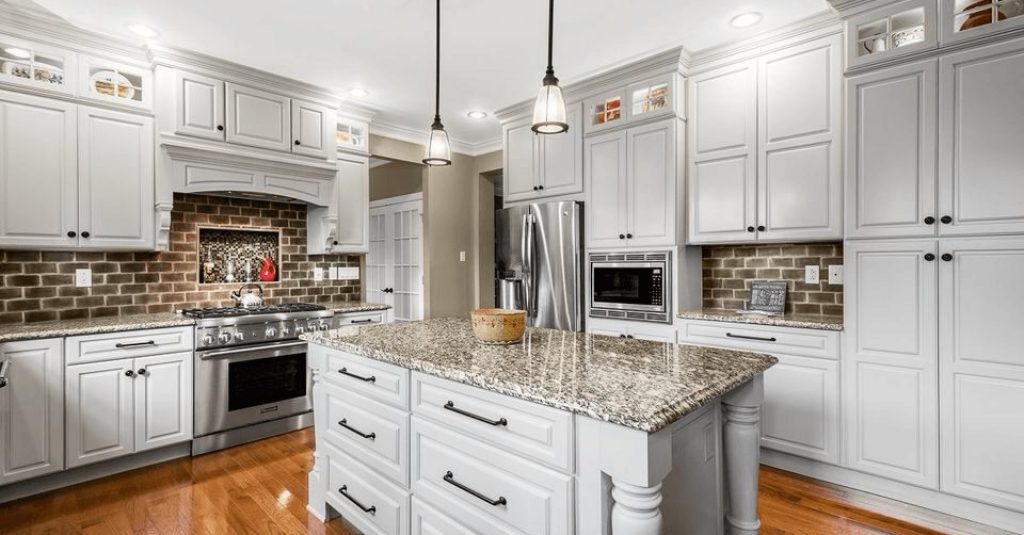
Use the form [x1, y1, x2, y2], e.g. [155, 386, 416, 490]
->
[337, 267, 360, 280]
[804, 265, 820, 284]
[828, 265, 844, 285]
[328, 266, 339, 280]
[313, 267, 324, 281]
[459, 251, 466, 262]
[75, 268, 92, 288]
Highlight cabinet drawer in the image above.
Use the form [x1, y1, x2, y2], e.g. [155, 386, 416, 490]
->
[66, 327, 193, 365]
[323, 380, 409, 486]
[412, 496, 506, 535]
[678, 320, 839, 360]
[325, 442, 409, 535]
[412, 372, 573, 472]
[336, 311, 386, 326]
[411, 416, 573, 535]
[324, 349, 409, 410]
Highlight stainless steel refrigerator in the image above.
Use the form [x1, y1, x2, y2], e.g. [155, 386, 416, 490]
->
[495, 201, 583, 331]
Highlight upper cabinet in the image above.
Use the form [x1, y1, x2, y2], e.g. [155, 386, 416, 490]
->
[336, 117, 369, 153]
[291, 99, 335, 160]
[501, 102, 583, 203]
[225, 82, 291, 152]
[584, 73, 682, 134]
[333, 154, 370, 254]
[77, 55, 152, 110]
[688, 33, 842, 244]
[174, 70, 224, 140]
[847, 0, 938, 68]
[0, 34, 75, 96]
[941, 0, 1024, 45]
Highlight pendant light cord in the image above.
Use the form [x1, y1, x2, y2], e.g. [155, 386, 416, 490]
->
[546, 0, 554, 71]
[433, 0, 441, 123]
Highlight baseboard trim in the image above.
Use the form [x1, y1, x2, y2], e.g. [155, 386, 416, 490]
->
[762, 449, 1024, 534]
[0, 442, 191, 505]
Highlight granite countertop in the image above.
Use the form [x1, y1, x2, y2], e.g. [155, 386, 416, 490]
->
[302, 318, 776, 433]
[677, 308, 844, 331]
[333, 302, 391, 313]
[0, 313, 195, 343]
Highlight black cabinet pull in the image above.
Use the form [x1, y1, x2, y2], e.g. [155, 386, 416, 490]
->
[137, 368, 147, 376]
[538, 185, 544, 190]
[940, 215, 952, 224]
[0, 360, 10, 389]
[294, 140, 301, 145]
[618, 234, 625, 240]
[338, 485, 376, 515]
[216, 125, 224, 131]
[942, 253, 953, 262]
[924, 216, 936, 225]
[338, 367, 376, 383]
[747, 226, 755, 233]
[81, 231, 91, 238]
[116, 340, 156, 348]
[924, 253, 936, 261]
[626, 233, 633, 239]
[124, 370, 135, 377]
[350, 319, 374, 325]
[338, 418, 375, 440]
[757, 225, 766, 232]
[443, 401, 507, 426]
[532, 186, 538, 191]
[443, 471, 507, 506]
[333, 240, 339, 246]
[726, 332, 777, 342]
[67, 231, 77, 238]
[619, 334, 626, 338]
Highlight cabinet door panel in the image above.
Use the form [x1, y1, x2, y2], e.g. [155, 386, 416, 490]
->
[502, 118, 538, 203]
[847, 61, 937, 239]
[225, 83, 290, 151]
[135, 353, 192, 452]
[78, 106, 154, 250]
[539, 102, 582, 197]
[0, 91, 78, 248]
[626, 120, 675, 248]
[940, 238, 1024, 511]
[291, 99, 334, 160]
[761, 143, 833, 235]
[691, 62, 756, 155]
[334, 156, 369, 253]
[0, 339, 63, 485]
[689, 157, 752, 242]
[584, 130, 627, 248]
[762, 354, 839, 464]
[174, 70, 224, 140]
[66, 360, 134, 468]
[939, 39, 1024, 236]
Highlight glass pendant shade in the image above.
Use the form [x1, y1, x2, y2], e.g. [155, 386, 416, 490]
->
[423, 120, 451, 166]
[531, 79, 568, 134]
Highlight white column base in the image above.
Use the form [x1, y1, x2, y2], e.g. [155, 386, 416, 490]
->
[723, 376, 765, 535]
[611, 479, 664, 535]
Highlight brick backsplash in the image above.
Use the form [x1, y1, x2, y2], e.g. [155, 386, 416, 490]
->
[0, 193, 361, 325]
[702, 242, 844, 317]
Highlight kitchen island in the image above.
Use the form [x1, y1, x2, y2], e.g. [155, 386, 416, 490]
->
[302, 318, 776, 535]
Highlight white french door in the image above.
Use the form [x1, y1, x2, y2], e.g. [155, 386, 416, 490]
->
[367, 194, 423, 321]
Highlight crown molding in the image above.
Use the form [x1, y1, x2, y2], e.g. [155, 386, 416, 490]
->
[0, 2, 149, 64]
[369, 120, 500, 157]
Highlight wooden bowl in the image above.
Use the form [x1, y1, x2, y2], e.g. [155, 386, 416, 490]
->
[470, 308, 526, 344]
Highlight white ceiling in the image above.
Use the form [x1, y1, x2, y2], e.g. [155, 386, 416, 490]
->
[31, 0, 829, 152]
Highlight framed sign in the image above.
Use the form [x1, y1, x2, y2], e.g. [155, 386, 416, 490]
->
[749, 280, 788, 314]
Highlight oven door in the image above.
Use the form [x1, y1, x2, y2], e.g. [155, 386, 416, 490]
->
[590, 262, 667, 313]
[194, 340, 312, 437]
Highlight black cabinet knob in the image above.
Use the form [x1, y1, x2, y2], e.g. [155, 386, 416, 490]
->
[747, 226, 755, 233]
[294, 140, 301, 145]
[942, 253, 953, 262]
[538, 185, 544, 190]
[626, 233, 633, 239]
[619, 334, 626, 338]
[924, 216, 936, 225]
[332, 240, 339, 246]
[137, 369, 147, 376]
[81, 231, 90, 238]
[757, 225, 766, 232]
[67, 231, 76, 238]
[618, 234, 625, 240]
[940, 215, 952, 224]
[124, 370, 135, 377]
[924, 253, 936, 261]
[217, 125, 224, 131]
[532, 186, 538, 191]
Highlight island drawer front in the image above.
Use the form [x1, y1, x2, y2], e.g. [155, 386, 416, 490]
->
[66, 327, 194, 365]
[323, 349, 409, 410]
[325, 441, 410, 535]
[411, 416, 573, 535]
[323, 380, 409, 487]
[412, 496, 515, 535]
[336, 311, 387, 326]
[677, 320, 840, 360]
[411, 372, 574, 472]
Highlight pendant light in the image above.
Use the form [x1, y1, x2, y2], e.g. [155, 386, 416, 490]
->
[531, 0, 568, 134]
[423, 0, 452, 166]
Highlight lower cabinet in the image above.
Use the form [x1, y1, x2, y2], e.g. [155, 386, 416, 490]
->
[587, 317, 678, 343]
[65, 351, 192, 469]
[0, 338, 64, 486]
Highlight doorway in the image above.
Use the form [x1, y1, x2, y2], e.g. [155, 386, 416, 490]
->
[366, 193, 424, 321]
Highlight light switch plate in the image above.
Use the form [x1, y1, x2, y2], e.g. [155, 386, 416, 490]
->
[828, 265, 843, 285]
[804, 265, 820, 284]
[75, 268, 92, 288]
[459, 251, 466, 262]
[313, 267, 324, 281]
[337, 267, 359, 280]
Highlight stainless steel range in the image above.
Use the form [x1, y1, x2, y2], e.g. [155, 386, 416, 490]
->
[184, 303, 334, 455]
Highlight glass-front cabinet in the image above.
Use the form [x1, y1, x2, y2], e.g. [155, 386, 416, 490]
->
[77, 55, 152, 109]
[585, 89, 625, 133]
[628, 75, 673, 120]
[847, 0, 938, 67]
[584, 74, 679, 134]
[943, 0, 1024, 44]
[337, 118, 368, 152]
[0, 34, 74, 94]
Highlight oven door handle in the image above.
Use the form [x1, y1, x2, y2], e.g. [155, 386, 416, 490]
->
[197, 340, 307, 359]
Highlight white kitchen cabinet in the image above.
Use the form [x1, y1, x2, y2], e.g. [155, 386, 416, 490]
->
[843, 240, 939, 488]
[938, 38, 1024, 237]
[174, 70, 224, 140]
[762, 354, 840, 464]
[134, 352, 192, 452]
[756, 34, 842, 242]
[0, 90, 78, 249]
[291, 98, 335, 160]
[0, 339, 63, 486]
[77, 54, 153, 111]
[687, 60, 758, 244]
[77, 106, 154, 250]
[846, 60, 938, 239]
[332, 154, 369, 254]
[940, 0, 1024, 46]
[501, 103, 583, 203]
[586, 118, 678, 249]
[939, 237, 1024, 512]
[846, 0, 938, 69]
[502, 116, 538, 202]
[65, 359, 135, 468]
[225, 82, 291, 152]
[587, 317, 677, 343]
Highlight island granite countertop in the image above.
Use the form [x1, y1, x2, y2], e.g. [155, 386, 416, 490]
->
[332, 302, 391, 314]
[678, 308, 844, 331]
[0, 312, 195, 343]
[302, 318, 776, 433]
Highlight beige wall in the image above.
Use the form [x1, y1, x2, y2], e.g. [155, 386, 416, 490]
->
[369, 161, 424, 201]
[472, 150, 502, 309]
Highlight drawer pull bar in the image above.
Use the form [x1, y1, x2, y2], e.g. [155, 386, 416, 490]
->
[0, 360, 9, 388]
[115, 340, 156, 348]
[338, 418, 376, 440]
[444, 471, 507, 506]
[725, 333, 777, 342]
[349, 319, 375, 324]
[443, 401, 507, 426]
[338, 485, 376, 515]
[338, 367, 376, 383]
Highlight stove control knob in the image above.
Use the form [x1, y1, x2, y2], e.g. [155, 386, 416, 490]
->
[202, 335, 215, 346]
[265, 327, 278, 338]
[217, 332, 232, 344]
[281, 326, 291, 336]
[234, 331, 245, 341]
[295, 326, 305, 335]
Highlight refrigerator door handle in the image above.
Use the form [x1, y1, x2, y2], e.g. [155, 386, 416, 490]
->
[521, 212, 535, 316]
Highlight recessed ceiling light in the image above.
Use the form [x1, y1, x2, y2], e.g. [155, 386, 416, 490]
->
[128, 24, 159, 38]
[3, 47, 31, 59]
[348, 88, 369, 98]
[466, 110, 488, 120]
[730, 12, 762, 29]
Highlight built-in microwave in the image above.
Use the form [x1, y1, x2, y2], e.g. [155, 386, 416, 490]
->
[589, 251, 672, 324]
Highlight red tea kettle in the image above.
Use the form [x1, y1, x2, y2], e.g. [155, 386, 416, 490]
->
[258, 256, 277, 282]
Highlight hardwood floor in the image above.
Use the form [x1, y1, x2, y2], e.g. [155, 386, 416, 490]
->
[0, 429, 993, 534]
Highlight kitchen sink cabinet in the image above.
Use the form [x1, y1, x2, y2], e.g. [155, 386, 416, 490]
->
[0, 339, 64, 487]
[501, 102, 583, 204]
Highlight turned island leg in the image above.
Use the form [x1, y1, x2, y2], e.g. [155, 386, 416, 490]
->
[722, 376, 765, 535]
[611, 479, 664, 535]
